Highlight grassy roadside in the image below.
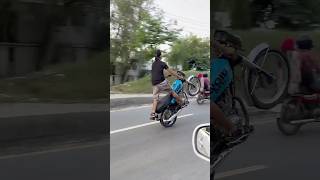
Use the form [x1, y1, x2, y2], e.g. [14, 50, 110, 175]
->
[0, 52, 107, 103]
[231, 30, 320, 54]
[111, 70, 208, 94]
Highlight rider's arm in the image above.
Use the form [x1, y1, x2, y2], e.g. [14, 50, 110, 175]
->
[167, 68, 183, 79]
[211, 102, 233, 133]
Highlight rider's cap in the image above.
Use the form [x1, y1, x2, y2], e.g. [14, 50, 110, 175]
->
[296, 34, 313, 50]
[156, 49, 161, 57]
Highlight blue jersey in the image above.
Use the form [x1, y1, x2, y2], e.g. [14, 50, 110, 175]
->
[211, 58, 233, 103]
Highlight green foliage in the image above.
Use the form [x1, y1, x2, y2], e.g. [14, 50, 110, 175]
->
[213, 0, 320, 29]
[0, 52, 107, 102]
[111, 70, 207, 93]
[110, 0, 180, 80]
[166, 35, 210, 71]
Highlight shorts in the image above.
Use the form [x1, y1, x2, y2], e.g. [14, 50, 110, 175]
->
[152, 80, 172, 100]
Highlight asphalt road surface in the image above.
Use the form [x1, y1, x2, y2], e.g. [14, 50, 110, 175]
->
[0, 139, 108, 180]
[110, 100, 210, 180]
[215, 112, 320, 180]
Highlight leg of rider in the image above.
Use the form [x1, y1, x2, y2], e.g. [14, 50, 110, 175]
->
[171, 91, 183, 105]
[152, 98, 158, 114]
[151, 86, 160, 116]
[200, 77, 204, 92]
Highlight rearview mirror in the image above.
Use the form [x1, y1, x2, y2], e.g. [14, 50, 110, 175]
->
[192, 123, 210, 162]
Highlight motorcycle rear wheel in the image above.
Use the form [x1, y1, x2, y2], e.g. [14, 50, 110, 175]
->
[160, 107, 177, 127]
[197, 94, 204, 104]
[277, 99, 301, 136]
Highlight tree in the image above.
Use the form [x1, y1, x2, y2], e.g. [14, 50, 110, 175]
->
[251, 0, 320, 29]
[110, 0, 180, 82]
[166, 35, 209, 71]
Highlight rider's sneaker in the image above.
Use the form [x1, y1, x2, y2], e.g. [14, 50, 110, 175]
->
[149, 113, 156, 121]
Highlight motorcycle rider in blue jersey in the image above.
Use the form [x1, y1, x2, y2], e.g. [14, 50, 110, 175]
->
[211, 38, 242, 135]
[210, 32, 243, 180]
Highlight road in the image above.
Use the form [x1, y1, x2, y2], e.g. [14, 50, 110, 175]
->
[110, 100, 210, 180]
[215, 112, 320, 180]
[0, 110, 108, 180]
[0, 139, 108, 180]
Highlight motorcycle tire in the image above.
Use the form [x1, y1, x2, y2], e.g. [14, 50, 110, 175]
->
[248, 49, 289, 109]
[160, 107, 177, 128]
[277, 98, 301, 136]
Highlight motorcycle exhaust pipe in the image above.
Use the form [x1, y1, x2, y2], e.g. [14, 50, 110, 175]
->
[166, 109, 182, 122]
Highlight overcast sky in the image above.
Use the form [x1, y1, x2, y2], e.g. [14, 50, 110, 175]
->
[154, 0, 210, 38]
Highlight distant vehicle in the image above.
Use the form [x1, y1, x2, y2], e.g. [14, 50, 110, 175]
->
[277, 93, 320, 135]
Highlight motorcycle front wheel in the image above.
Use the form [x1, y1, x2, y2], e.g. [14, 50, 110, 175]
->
[248, 49, 289, 109]
[187, 76, 200, 96]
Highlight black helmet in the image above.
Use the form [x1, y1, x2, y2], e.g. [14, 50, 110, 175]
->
[296, 34, 313, 50]
[156, 49, 161, 57]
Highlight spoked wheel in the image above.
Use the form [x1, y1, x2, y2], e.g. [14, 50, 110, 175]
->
[248, 49, 289, 109]
[160, 108, 177, 127]
[277, 98, 302, 136]
[187, 76, 200, 96]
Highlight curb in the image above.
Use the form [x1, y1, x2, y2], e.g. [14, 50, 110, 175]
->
[111, 97, 153, 109]
[0, 111, 107, 142]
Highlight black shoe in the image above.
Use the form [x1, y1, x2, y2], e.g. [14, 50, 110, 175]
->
[150, 113, 156, 120]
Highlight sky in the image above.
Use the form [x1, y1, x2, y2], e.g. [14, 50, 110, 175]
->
[154, 0, 210, 38]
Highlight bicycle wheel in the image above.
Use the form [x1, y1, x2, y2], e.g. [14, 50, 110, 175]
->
[248, 49, 289, 109]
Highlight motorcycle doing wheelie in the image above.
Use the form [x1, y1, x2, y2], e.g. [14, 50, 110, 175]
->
[155, 71, 200, 127]
[209, 30, 289, 172]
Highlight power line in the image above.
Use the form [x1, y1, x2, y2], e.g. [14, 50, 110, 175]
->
[163, 10, 209, 25]
[163, 14, 210, 26]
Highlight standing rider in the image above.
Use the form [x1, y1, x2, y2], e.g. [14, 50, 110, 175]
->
[150, 49, 185, 120]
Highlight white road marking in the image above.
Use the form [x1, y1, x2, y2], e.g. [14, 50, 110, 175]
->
[215, 165, 268, 179]
[110, 113, 194, 135]
[0, 142, 107, 160]
[110, 104, 150, 113]
[252, 119, 274, 125]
